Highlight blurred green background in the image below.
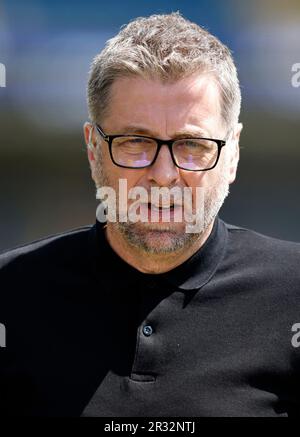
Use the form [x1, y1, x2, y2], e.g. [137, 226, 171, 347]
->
[0, 0, 299, 251]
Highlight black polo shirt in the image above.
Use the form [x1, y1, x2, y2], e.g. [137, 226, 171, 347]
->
[0, 216, 300, 416]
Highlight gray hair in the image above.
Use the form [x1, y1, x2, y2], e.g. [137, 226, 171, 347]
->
[87, 12, 241, 129]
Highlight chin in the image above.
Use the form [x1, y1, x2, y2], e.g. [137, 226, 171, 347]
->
[136, 232, 185, 254]
[118, 222, 200, 255]
[129, 220, 187, 233]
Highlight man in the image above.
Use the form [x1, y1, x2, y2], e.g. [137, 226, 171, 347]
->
[0, 12, 300, 417]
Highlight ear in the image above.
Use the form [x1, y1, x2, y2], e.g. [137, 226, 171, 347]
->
[227, 122, 243, 185]
[83, 122, 99, 185]
[83, 122, 96, 163]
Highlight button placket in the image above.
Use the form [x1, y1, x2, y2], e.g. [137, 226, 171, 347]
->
[130, 321, 157, 382]
[129, 278, 169, 381]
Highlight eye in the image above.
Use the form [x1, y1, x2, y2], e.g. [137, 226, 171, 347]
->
[127, 138, 151, 144]
[175, 139, 214, 150]
[182, 140, 201, 148]
[115, 137, 153, 146]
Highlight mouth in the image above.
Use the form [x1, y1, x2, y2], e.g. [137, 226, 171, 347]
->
[145, 202, 182, 224]
[126, 202, 184, 224]
[148, 203, 175, 211]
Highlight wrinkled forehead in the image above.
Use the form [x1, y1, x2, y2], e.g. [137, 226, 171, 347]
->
[103, 73, 224, 136]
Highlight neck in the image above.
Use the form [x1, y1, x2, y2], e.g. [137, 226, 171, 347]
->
[104, 221, 215, 274]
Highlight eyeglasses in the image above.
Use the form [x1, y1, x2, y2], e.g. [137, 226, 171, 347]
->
[95, 124, 226, 171]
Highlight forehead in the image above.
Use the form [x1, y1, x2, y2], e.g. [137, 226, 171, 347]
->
[104, 73, 223, 135]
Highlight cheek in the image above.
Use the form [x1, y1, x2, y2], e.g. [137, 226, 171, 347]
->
[181, 170, 223, 207]
[115, 169, 148, 198]
[181, 171, 210, 190]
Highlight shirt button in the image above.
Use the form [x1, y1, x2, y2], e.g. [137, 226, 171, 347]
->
[143, 325, 153, 337]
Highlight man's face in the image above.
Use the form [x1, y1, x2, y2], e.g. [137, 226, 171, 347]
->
[85, 73, 241, 254]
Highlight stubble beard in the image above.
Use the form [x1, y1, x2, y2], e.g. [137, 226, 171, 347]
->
[94, 158, 229, 255]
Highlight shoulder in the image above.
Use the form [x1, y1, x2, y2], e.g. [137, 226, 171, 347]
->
[0, 224, 94, 273]
[224, 220, 300, 252]
[221, 219, 300, 275]
[0, 224, 100, 322]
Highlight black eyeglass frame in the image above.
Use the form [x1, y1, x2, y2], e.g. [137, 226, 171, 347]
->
[95, 123, 226, 171]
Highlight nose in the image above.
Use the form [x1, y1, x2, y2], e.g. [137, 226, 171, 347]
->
[146, 144, 180, 187]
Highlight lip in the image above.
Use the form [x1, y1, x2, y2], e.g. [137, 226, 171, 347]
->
[146, 203, 183, 223]
[149, 204, 176, 210]
[127, 202, 186, 224]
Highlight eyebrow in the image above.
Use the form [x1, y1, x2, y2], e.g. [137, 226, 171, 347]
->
[116, 125, 211, 138]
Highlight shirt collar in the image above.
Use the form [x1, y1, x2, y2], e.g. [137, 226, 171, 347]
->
[91, 216, 228, 291]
